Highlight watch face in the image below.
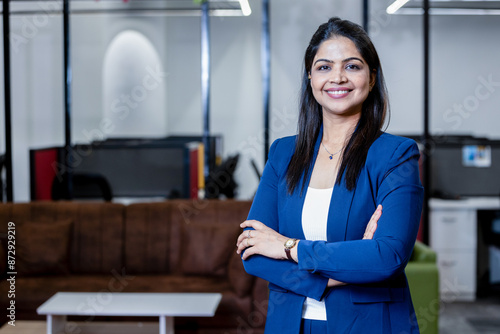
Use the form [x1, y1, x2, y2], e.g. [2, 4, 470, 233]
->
[285, 239, 295, 248]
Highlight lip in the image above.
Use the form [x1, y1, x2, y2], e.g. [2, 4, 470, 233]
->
[325, 87, 352, 99]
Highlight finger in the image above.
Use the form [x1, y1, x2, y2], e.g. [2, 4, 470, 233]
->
[369, 217, 379, 233]
[363, 220, 377, 239]
[237, 234, 257, 255]
[368, 206, 382, 224]
[241, 245, 257, 260]
[240, 220, 263, 230]
[363, 205, 382, 240]
[236, 232, 247, 246]
[363, 219, 376, 239]
[236, 236, 251, 254]
[372, 205, 382, 226]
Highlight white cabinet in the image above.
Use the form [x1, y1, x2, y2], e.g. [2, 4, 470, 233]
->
[430, 198, 500, 301]
[430, 206, 477, 301]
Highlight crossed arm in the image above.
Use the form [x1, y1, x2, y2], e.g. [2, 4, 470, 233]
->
[236, 205, 382, 287]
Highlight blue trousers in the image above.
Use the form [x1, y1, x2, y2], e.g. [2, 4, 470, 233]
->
[301, 319, 328, 333]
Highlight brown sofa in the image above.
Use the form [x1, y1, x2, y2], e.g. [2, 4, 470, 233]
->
[0, 200, 268, 333]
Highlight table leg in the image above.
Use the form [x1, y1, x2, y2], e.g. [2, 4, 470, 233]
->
[46, 315, 67, 334]
[159, 316, 174, 334]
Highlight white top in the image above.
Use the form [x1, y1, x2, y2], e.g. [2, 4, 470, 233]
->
[301, 187, 333, 321]
[37, 292, 222, 317]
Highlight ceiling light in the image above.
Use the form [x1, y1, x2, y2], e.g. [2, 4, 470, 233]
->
[387, 0, 411, 14]
[238, 0, 252, 16]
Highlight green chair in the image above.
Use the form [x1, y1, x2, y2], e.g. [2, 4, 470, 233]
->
[405, 241, 440, 334]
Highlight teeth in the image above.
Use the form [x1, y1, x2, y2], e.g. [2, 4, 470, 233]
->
[328, 90, 349, 95]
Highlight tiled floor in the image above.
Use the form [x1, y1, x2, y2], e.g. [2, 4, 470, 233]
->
[440, 296, 500, 334]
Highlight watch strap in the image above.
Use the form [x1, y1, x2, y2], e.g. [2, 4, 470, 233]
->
[284, 239, 297, 260]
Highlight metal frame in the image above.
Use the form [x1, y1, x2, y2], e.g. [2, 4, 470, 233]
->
[2, 0, 13, 202]
[363, 0, 369, 33]
[422, 0, 431, 244]
[63, 0, 73, 199]
[262, 0, 270, 163]
[201, 1, 211, 179]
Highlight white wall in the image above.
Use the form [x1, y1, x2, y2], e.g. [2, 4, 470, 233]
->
[429, 15, 500, 138]
[1, 0, 499, 202]
[369, 5, 424, 135]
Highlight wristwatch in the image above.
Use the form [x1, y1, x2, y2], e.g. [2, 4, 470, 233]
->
[284, 238, 297, 260]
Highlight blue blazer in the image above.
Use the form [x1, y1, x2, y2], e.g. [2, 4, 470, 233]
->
[243, 129, 424, 334]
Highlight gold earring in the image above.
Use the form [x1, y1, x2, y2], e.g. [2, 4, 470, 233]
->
[308, 74, 311, 79]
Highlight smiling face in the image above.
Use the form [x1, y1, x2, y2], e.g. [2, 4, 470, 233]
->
[309, 36, 375, 119]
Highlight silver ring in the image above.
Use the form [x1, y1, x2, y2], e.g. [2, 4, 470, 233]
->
[247, 230, 251, 238]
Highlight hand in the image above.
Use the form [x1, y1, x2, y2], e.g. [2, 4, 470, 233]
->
[236, 220, 289, 261]
[363, 204, 382, 240]
[327, 278, 347, 287]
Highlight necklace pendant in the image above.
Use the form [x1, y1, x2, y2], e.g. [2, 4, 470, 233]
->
[329, 155, 333, 160]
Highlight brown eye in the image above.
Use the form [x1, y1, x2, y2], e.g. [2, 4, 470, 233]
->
[346, 64, 360, 70]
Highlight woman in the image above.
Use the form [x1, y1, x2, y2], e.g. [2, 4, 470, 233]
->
[236, 17, 423, 333]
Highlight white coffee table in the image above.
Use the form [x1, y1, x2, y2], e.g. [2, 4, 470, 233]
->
[37, 292, 222, 334]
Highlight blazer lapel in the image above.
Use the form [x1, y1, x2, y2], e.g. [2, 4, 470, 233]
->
[327, 181, 356, 242]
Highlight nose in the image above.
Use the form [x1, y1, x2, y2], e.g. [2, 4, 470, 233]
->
[329, 67, 346, 84]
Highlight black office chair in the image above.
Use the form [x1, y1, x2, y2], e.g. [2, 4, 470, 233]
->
[205, 154, 239, 199]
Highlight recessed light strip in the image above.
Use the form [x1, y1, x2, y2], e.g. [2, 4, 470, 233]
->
[386, 0, 411, 14]
[238, 0, 252, 16]
[389, 8, 500, 15]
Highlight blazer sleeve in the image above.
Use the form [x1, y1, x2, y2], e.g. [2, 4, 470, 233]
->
[297, 139, 424, 284]
[242, 138, 329, 301]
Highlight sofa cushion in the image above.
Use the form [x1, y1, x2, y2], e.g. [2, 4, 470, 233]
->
[16, 219, 73, 276]
[180, 222, 239, 277]
[124, 203, 177, 274]
[69, 203, 125, 274]
[169, 200, 251, 275]
[227, 251, 255, 297]
[0, 202, 125, 275]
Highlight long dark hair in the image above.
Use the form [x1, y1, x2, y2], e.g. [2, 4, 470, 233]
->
[286, 17, 389, 194]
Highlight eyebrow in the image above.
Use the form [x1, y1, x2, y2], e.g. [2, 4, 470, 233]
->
[313, 57, 365, 65]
